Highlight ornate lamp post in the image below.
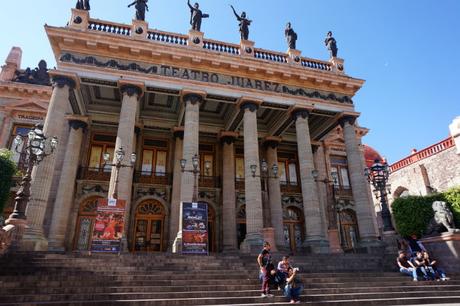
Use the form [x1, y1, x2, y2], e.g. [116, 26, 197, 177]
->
[365, 158, 395, 232]
[180, 154, 211, 203]
[103, 147, 136, 199]
[250, 159, 278, 179]
[8, 124, 58, 221]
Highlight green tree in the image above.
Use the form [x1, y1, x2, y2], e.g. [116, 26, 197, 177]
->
[0, 149, 17, 215]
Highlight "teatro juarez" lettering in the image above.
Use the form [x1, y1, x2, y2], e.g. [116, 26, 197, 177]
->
[60, 53, 353, 104]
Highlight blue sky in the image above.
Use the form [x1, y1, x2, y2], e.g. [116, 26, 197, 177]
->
[1, 0, 459, 163]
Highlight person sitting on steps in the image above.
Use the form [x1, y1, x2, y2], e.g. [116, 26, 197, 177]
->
[412, 251, 432, 280]
[423, 251, 449, 281]
[397, 251, 418, 281]
[276, 255, 291, 290]
[284, 267, 303, 304]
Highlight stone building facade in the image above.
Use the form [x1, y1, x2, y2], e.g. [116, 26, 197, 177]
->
[389, 123, 460, 201]
[1, 8, 380, 254]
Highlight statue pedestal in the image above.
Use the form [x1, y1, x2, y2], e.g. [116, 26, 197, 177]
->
[69, 8, 89, 31]
[131, 19, 149, 40]
[329, 57, 345, 74]
[287, 48, 302, 65]
[421, 233, 460, 273]
[240, 40, 255, 58]
[188, 30, 204, 48]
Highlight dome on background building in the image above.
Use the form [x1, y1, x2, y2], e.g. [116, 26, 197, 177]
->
[363, 144, 384, 168]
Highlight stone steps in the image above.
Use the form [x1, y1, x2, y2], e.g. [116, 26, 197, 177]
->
[0, 252, 456, 306]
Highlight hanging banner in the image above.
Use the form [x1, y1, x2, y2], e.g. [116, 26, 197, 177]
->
[182, 202, 208, 255]
[91, 198, 126, 253]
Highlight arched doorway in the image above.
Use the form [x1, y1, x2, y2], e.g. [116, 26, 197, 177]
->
[132, 199, 166, 252]
[236, 204, 246, 249]
[339, 209, 359, 251]
[74, 196, 102, 251]
[283, 206, 304, 253]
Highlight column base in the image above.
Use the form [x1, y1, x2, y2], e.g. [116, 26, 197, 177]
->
[20, 227, 49, 252]
[301, 239, 330, 254]
[240, 232, 264, 254]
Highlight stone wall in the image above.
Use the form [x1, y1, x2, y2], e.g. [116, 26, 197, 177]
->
[389, 146, 460, 202]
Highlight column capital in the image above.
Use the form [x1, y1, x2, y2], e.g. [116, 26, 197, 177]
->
[219, 131, 239, 144]
[290, 107, 312, 121]
[118, 80, 144, 98]
[172, 126, 185, 139]
[237, 97, 263, 112]
[181, 90, 206, 105]
[49, 71, 79, 90]
[66, 115, 89, 130]
[263, 136, 282, 149]
[339, 115, 358, 127]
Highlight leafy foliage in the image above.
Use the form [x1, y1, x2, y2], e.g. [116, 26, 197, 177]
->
[0, 149, 17, 214]
[392, 187, 460, 238]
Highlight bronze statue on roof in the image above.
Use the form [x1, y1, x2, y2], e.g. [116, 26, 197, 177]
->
[230, 5, 252, 41]
[285, 22, 298, 50]
[128, 0, 149, 21]
[187, 1, 209, 32]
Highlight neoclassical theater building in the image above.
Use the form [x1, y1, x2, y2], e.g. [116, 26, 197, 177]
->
[0, 7, 381, 253]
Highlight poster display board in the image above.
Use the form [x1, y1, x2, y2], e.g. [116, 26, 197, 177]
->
[91, 198, 126, 253]
[182, 202, 208, 255]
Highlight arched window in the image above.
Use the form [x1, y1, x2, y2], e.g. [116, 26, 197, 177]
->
[74, 196, 102, 251]
[133, 200, 166, 252]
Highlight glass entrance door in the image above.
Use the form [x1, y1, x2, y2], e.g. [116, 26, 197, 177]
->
[132, 200, 165, 252]
[134, 218, 163, 252]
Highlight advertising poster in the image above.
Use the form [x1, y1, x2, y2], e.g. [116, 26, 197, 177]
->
[182, 202, 208, 255]
[91, 198, 126, 253]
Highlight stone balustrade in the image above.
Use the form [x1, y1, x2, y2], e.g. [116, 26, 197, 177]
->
[391, 137, 455, 172]
[78, 16, 338, 73]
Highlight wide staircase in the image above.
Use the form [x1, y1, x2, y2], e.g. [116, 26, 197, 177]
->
[0, 252, 459, 305]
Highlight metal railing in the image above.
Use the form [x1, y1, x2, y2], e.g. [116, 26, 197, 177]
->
[134, 171, 172, 185]
[78, 167, 112, 181]
[390, 137, 455, 172]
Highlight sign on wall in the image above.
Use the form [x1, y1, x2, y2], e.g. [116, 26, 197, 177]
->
[91, 198, 126, 253]
[182, 202, 208, 255]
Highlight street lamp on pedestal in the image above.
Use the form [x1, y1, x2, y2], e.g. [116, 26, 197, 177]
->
[365, 159, 395, 232]
[7, 124, 58, 222]
[103, 147, 136, 199]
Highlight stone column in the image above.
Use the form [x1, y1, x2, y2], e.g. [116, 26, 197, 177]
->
[172, 91, 205, 253]
[313, 145, 330, 242]
[108, 81, 143, 251]
[341, 116, 379, 245]
[169, 127, 184, 251]
[21, 74, 76, 251]
[292, 109, 329, 253]
[264, 137, 285, 250]
[220, 131, 239, 251]
[239, 99, 264, 253]
[48, 117, 88, 251]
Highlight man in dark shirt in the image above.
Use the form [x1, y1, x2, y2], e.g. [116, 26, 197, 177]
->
[397, 251, 418, 281]
[257, 241, 274, 297]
